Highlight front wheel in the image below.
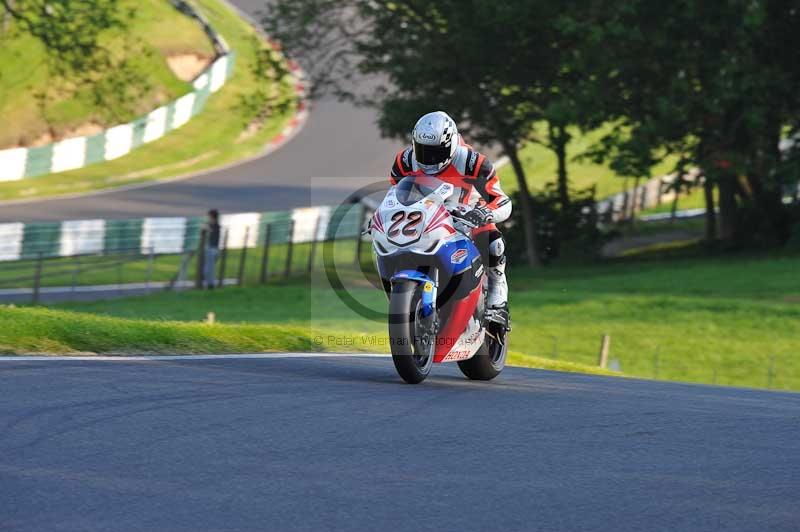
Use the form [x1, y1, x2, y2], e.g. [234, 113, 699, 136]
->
[457, 330, 507, 381]
[388, 281, 435, 384]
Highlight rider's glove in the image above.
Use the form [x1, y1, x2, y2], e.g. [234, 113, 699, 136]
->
[462, 205, 494, 227]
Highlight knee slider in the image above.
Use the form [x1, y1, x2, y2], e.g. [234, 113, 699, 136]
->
[487, 237, 505, 267]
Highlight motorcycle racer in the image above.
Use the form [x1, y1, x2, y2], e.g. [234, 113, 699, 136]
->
[389, 111, 512, 334]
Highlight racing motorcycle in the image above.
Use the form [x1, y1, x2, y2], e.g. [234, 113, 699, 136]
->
[368, 174, 508, 384]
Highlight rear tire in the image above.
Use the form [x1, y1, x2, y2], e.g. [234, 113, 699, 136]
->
[457, 331, 507, 381]
[388, 281, 434, 384]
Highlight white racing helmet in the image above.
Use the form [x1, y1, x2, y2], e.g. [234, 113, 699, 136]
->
[412, 111, 458, 174]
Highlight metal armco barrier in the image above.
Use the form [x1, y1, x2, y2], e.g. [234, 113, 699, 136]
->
[0, 205, 363, 263]
[0, 204, 366, 303]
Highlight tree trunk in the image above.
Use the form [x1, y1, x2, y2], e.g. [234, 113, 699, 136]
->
[718, 174, 738, 241]
[669, 187, 679, 224]
[629, 176, 641, 227]
[703, 177, 717, 240]
[550, 123, 571, 210]
[504, 143, 541, 267]
[752, 179, 788, 243]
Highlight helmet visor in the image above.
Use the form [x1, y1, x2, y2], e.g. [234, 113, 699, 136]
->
[413, 140, 451, 166]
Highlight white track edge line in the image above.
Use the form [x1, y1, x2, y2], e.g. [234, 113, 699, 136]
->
[0, 353, 389, 361]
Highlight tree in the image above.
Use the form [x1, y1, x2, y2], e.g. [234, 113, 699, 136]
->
[521, 6, 600, 213]
[262, 0, 554, 265]
[577, 0, 800, 245]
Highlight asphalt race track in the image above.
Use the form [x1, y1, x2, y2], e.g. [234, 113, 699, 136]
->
[2, 354, 799, 531]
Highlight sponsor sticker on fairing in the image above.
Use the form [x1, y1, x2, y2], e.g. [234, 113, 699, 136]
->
[450, 248, 469, 264]
[442, 350, 472, 362]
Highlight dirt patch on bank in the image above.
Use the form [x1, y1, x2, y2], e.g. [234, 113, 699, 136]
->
[25, 123, 105, 148]
[167, 53, 214, 82]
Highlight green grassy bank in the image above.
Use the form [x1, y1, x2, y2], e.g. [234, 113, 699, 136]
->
[0, 0, 296, 201]
[0, 300, 612, 378]
[497, 124, 677, 199]
[38, 249, 800, 391]
[0, 0, 215, 148]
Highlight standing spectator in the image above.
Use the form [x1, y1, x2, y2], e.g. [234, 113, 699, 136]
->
[204, 209, 221, 289]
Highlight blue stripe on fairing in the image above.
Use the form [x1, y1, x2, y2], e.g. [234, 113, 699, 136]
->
[436, 238, 481, 277]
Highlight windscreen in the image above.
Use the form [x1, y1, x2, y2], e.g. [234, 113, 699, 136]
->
[394, 175, 445, 206]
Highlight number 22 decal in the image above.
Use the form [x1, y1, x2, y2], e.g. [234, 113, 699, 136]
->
[387, 210, 424, 239]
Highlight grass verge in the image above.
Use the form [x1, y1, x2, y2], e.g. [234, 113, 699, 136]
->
[0, 305, 375, 356]
[507, 351, 619, 376]
[51, 249, 800, 391]
[0, 0, 296, 202]
[0, 302, 612, 382]
[497, 123, 677, 199]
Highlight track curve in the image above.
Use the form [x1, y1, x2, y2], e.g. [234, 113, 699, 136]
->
[0, 0, 398, 223]
[1, 354, 798, 531]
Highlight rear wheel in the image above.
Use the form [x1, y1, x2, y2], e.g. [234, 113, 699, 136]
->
[388, 281, 435, 384]
[457, 330, 507, 381]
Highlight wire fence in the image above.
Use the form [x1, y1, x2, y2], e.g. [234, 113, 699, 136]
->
[596, 173, 800, 224]
[0, 204, 367, 302]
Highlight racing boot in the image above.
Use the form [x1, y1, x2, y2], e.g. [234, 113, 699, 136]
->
[485, 303, 511, 337]
[484, 235, 511, 338]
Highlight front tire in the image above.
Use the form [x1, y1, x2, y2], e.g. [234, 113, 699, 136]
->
[388, 281, 434, 384]
[457, 331, 507, 381]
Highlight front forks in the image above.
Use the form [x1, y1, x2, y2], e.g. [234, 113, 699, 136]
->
[390, 268, 438, 316]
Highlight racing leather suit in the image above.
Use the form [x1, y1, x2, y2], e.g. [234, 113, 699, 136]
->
[389, 138, 511, 314]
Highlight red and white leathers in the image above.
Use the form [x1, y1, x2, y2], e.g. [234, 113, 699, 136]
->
[389, 136, 511, 312]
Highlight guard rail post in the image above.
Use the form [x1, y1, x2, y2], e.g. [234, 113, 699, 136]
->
[307, 215, 321, 275]
[284, 220, 295, 279]
[354, 204, 367, 267]
[598, 334, 611, 369]
[621, 191, 630, 222]
[32, 252, 43, 305]
[195, 228, 207, 289]
[146, 247, 155, 294]
[117, 255, 123, 295]
[71, 255, 79, 293]
[218, 229, 229, 288]
[237, 226, 250, 286]
[259, 224, 272, 284]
